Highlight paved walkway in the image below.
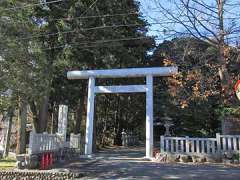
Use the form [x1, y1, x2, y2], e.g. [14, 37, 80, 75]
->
[60, 147, 240, 180]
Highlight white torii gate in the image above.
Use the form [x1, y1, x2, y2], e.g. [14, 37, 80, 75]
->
[67, 67, 178, 159]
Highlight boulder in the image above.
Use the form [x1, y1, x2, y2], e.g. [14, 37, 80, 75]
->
[224, 151, 234, 159]
[206, 154, 222, 163]
[223, 158, 233, 164]
[180, 155, 191, 163]
[192, 155, 200, 163]
[16, 154, 26, 169]
[154, 153, 167, 162]
[167, 154, 180, 163]
[28, 155, 39, 169]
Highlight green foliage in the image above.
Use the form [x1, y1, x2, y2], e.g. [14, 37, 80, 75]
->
[0, 156, 16, 170]
[233, 153, 240, 161]
[0, 0, 154, 139]
[215, 106, 240, 119]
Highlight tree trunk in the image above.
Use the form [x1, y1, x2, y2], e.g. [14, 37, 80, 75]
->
[74, 94, 86, 134]
[38, 95, 50, 133]
[217, 0, 230, 104]
[3, 107, 14, 157]
[16, 99, 27, 154]
[30, 101, 38, 133]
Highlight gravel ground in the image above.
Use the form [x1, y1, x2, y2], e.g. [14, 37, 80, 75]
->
[58, 147, 240, 180]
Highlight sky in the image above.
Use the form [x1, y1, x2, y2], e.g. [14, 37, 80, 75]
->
[137, 0, 240, 45]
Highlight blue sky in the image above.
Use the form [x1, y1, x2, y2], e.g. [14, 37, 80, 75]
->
[137, 0, 240, 45]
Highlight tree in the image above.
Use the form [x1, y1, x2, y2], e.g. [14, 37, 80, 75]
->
[146, 0, 240, 104]
[1, 0, 154, 149]
[151, 37, 239, 136]
[43, 0, 154, 142]
[0, 0, 50, 152]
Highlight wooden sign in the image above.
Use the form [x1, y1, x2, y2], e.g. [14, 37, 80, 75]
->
[234, 80, 240, 101]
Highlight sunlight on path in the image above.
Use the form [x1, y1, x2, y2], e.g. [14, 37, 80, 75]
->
[59, 147, 240, 180]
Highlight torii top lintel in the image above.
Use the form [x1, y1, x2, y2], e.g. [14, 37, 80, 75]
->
[67, 67, 178, 80]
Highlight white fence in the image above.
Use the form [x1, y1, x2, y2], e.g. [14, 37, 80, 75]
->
[122, 132, 139, 146]
[70, 133, 81, 149]
[29, 132, 82, 155]
[160, 133, 240, 155]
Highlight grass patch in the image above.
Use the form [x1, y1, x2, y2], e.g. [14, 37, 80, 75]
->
[0, 156, 16, 170]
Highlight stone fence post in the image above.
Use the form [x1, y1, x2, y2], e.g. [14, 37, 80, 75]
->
[160, 135, 164, 153]
[122, 131, 127, 146]
[216, 133, 221, 154]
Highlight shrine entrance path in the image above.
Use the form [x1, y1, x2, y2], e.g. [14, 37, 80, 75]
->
[59, 147, 240, 180]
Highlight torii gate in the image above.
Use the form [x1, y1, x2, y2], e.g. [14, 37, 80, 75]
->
[67, 67, 178, 159]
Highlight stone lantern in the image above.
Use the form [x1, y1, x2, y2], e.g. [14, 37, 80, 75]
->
[162, 116, 173, 137]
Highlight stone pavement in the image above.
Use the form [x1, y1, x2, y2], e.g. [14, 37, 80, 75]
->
[59, 147, 240, 180]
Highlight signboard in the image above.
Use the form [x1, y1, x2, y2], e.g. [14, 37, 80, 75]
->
[234, 80, 240, 101]
[58, 105, 68, 141]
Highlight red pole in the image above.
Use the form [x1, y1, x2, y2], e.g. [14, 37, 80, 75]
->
[45, 153, 49, 169]
[49, 153, 53, 167]
[40, 154, 45, 170]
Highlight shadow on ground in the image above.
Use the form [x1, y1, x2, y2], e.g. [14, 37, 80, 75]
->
[59, 147, 240, 180]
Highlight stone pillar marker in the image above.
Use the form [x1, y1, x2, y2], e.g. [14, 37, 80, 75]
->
[58, 105, 68, 142]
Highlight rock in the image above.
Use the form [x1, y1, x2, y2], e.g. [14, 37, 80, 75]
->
[206, 154, 222, 163]
[16, 161, 25, 169]
[16, 154, 26, 162]
[180, 155, 191, 163]
[224, 151, 234, 159]
[192, 155, 200, 163]
[155, 153, 167, 162]
[199, 156, 207, 163]
[167, 154, 180, 163]
[233, 159, 239, 164]
[223, 158, 233, 164]
[28, 155, 39, 169]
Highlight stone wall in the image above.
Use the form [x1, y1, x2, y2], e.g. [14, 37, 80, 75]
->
[0, 171, 83, 180]
[222, 116, 240, 135]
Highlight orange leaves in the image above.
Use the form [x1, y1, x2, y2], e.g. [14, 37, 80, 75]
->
[224, 46, 230, 59]
[163, 58, 175, 66]
[180, 100, 189, 109]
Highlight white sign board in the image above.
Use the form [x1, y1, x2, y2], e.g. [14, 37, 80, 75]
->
[58, 105, 68, 142]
